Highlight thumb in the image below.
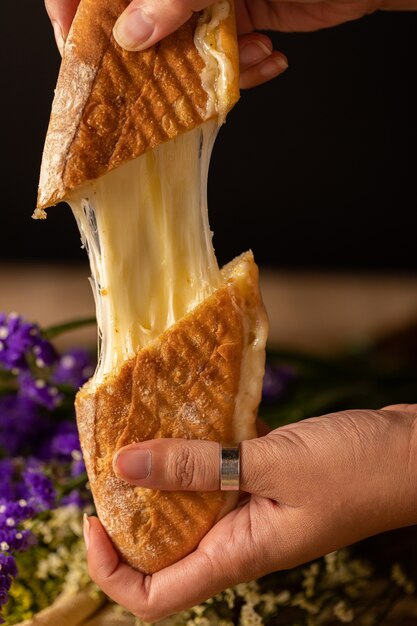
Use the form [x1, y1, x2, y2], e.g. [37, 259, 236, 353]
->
[44, 0, 81, 54]
[113, 437, 274, 496]
[113, 0, 211, 52]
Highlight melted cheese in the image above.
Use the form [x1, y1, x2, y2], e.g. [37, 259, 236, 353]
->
[67, 1, 238, 386]
[70, 121, 220, 384]
[194, 0, 235, 121]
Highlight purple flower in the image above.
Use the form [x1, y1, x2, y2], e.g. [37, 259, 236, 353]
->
[0, 590, 10, 610]
[31, 338, 58, 370]
[52, 348, 95, 389]
[0, 395, 48, 456]
[0, 313, 39, 370]
[0, 553, 18, 613]
[262, 363, 296, 403]
[18, 372, 63, 410]
[50, 430, 80, 458]
[0, 499, 35, 529]
[22, 469, 55, 512]
[48, 421, 80, 456]
[0, 313, 57, 373]
[0, 313, 95, 622]
[0, 579, 10, 595]
[61, 490, 85, 508]
[48, 422, 86, 477]
[71, 455, 86, 477]
[0, 554, 18, 579]
[0, 527, 32, 553]
[0, 461, 15, 502]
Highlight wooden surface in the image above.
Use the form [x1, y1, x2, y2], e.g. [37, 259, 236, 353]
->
[1, 264, 417, 353]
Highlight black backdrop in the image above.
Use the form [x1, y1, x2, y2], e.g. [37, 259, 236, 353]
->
[2, 2, 417, 271]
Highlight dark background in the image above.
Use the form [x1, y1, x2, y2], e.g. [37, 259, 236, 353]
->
[2, 2, 417, 271]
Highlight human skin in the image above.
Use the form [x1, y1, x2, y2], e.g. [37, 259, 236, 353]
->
[82, 404, 417, 622]
[45, 0, 415, 90]
[45, 0, 290, 88]
[44, 1, 417, 620]
[44, 0, 417, 88]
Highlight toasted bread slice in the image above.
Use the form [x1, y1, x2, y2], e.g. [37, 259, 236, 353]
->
[36, 0, 239, 210]
[36, 0, 268, 574]
[76, 251, 267, 574]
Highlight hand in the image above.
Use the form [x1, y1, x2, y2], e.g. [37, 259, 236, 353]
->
[44, 0, 289, 89]
[83, 404, 417, 623]
[44, 0, 417, 88]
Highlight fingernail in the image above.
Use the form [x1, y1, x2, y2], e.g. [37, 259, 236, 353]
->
[52, 20, 65, 57]
[83, 514, 90, 550]
[260, 56, 288, 78]
[240, 40, 271, 67]
[113, 9, 155, 51]
[114, 448, 152, 481]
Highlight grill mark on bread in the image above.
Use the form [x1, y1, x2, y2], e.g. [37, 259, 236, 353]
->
[76, 268, 256, 572]
[135, 491, 214, 569]
[155, 46, 210, 126]
[39, 11, 218, 207]
[55, 0, 246, 573]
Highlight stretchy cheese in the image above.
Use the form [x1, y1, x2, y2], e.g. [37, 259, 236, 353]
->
[70, 122, 220, 385]
[36, 0, 268, 573]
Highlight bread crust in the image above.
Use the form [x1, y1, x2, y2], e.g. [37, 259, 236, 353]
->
[37, 0, 255, 575]
[37, 0, 239, 209]
[76, 252, 264, 573]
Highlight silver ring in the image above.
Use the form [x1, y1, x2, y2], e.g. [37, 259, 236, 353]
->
[220, 443, 240, 491]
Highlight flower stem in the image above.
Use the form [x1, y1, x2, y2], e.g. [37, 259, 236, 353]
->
[43, 317, 96, 339]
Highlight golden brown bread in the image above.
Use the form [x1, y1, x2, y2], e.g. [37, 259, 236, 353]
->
[36, 0, 268, 575]
[76, 251, 267, 574]
[36, 0, 239, 210]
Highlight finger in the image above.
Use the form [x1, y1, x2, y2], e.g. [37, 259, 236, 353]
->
[235, 0, 254, 35]
[44, 0, 80, 53]
[113, 436, 281, 497]
[114, 439, 220, 491]
[240, 51, 288, 89]
[85, 498, 305, 622]
[84, 516, 153, 620]
[239, 33, 273, 71]
[113, 0, 210, 52]
[382, 403, 417, 416]
[84, 513, 241, 622]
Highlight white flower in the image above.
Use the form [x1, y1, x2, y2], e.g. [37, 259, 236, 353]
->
[239, 603, 264, 626]
[333, 600, 354, 623]
[391, 563, 416, 594]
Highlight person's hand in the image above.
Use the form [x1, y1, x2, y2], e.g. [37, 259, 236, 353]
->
[83, 404, 417, 623]
[45, 0, 290, 88]
[44, 0, 417, 88]
[44, 0, 291, 89]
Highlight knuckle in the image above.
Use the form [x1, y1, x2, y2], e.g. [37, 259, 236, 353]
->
[163, 0, 187, 18]
[382, 403, 417, 415]
[171, 446, 196, 489]
[241, 438, 276, 495]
